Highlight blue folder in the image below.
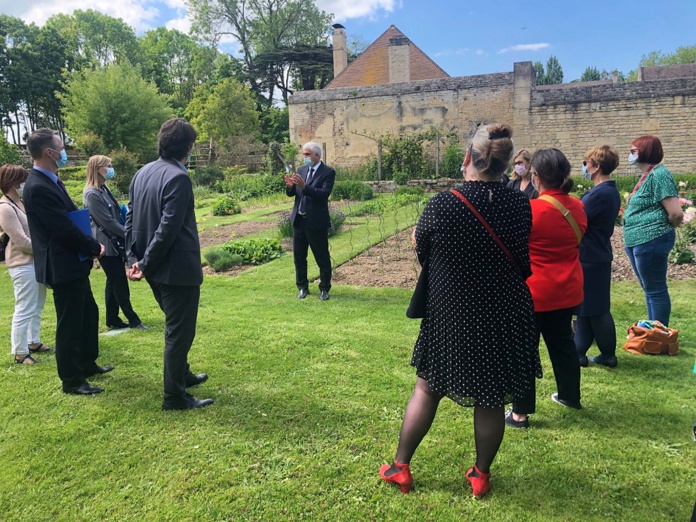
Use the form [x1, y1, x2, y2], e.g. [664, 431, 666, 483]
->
[68, 208, 92, 261]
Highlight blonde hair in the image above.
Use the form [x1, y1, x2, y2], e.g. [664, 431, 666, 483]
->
[469, 123, 514, 178]
[85, 155, 111, 190]
[510, 148, 531, 180]
[584, 145, 619, 175]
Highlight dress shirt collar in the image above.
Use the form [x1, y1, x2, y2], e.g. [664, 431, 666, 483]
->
[33, 166, 59, 184]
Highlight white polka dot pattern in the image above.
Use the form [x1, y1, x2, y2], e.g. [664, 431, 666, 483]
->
[411, 182, 542, 407]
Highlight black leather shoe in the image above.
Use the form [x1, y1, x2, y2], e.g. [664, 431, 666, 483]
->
[504, 407, 529, 429]
[162, 394, 214, 411]
[86, 365, 115, 377]
[578, 355, 588, 367]
[63, 382, 104, 395]
[320, 290, 330, 301]
[185, 373, 208, 387]
[551, 393, 582, 410]
[107, 320, 129, 329]
[297, 288, 309, 299]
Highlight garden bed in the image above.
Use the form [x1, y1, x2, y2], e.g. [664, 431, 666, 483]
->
[332, 226, 696, 289]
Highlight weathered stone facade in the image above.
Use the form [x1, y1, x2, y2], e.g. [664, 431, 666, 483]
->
[289, 61, 696, 174]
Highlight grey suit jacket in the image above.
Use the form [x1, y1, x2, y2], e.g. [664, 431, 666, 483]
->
[83, 185, 124, 257]
[125, 158, 202, 286]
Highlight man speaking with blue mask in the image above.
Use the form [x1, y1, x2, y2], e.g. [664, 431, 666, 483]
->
[284, 141, 335, 301]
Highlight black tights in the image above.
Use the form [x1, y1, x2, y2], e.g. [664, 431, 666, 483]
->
[387, 377, 505, 475]
[574, 312, 616, 358]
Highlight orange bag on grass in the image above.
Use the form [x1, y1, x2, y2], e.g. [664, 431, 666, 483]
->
[622, 320, 679, 355]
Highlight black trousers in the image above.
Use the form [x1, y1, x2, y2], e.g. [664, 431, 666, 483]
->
[52, 277, 100, 388]
[513, 307, 581, 414]
[148, 281, 199, 402]
[293, 215, 331, 292]
[100, 255, 140, 326]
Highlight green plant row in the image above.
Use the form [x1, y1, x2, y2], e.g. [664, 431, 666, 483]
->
[220, 237, 283, 265]
[212, 195, 242, 216]
[330, 180, 374, 201]
[347, 192, 428, 217]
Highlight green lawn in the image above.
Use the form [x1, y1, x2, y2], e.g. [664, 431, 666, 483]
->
[0, 216, 694, 520]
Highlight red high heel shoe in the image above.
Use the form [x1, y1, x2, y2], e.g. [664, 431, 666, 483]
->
[466, 464, 491, 499]
[379, 460, 413, 494]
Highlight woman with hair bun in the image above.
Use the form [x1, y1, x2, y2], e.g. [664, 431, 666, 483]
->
[506, 148, 587, 429]
[379, 124, 539, 498]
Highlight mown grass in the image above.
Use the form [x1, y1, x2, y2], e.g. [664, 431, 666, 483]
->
[0, 207, 694, 521]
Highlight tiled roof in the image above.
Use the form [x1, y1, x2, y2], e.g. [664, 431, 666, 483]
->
[326, 25, 449, 89]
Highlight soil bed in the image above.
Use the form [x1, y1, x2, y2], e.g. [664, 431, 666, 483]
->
[332, 227, 696, 289]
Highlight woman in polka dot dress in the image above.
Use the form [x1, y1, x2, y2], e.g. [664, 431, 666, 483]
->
[380, 124, 540, 498]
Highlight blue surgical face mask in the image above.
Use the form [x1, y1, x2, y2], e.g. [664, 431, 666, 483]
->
[303, 157, 313, 168]
[628, 153, 638, 165]
[582, 164, 592, 180]
[105, 167, 115, 180]
[54, 149, 68, 168]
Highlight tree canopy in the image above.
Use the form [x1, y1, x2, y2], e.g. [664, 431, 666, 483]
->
[61, 62, 172, 160]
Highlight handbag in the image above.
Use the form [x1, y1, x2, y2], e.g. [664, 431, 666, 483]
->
[406, 259, 428, 319]
[622, 320, 679, 355]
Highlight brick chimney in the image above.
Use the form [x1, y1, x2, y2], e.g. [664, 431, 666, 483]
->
[389, 35, 411, 83]
[332, 24, 348, 77]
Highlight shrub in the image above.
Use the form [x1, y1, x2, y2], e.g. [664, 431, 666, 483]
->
[221, 238, 283, 265]
[331, 180, 374, 201]
[669, 234, 694, 264]
[110, 148, 141, 196]
[0, 139, 21, 165]
[328, 209, 346, 237]
[214, 173, 285, 200]
[395, 186, 425, 197]
[277, 211, 293, 238]
[443, 142, 465, 178]
[393, 171, 410, 186]
[681, 221, 696, 244]
[204, 248, 243, 272]
[190, 166, 225, 187]
[212, 195, 241, 216]
[57, 166, 87, 182]
[75, 132, 107, 157]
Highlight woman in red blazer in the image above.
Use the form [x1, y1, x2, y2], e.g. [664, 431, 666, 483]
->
[506, 148, 588, 428]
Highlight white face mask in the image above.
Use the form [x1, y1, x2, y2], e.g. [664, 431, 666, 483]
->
[628, 153, 639, 165]
[17, 182, 25, 197]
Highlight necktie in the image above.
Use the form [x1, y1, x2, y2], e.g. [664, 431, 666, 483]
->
[298, 168, 314, 215]
[56, 178, 69, 195]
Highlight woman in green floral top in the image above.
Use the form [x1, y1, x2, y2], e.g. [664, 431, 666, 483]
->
[623, 135, 683, 326]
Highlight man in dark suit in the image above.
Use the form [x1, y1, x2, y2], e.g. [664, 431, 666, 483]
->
[23, 128, 112, 395]
[285, 141, 336, 301]
[125, 118, 212, 411]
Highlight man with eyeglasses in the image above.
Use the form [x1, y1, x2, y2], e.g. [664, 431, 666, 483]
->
[284, 142, 335, 301]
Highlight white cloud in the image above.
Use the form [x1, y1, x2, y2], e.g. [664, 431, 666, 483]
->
[165, 15, 191, 34]
[497, 43, 550, 54]
[434, 48, 470, 58]
[475, 49, 487, 56]
[316, 0, 400, 22]
[3, 0, 160, 32]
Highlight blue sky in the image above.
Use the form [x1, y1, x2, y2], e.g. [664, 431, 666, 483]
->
[3, 0, 695, 81]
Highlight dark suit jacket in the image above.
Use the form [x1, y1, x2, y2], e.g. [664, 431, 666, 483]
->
[125, 158, 202, 286]
[286, 162, 336, 230]
[23, 168, 100, 285]
[84, 186, 124, 257]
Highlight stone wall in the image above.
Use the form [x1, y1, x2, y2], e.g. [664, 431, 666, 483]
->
[290, 62, 696, 174]
[290, 73, 515, 168]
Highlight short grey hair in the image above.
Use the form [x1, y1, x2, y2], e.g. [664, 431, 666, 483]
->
[303, 141, 322, 159]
